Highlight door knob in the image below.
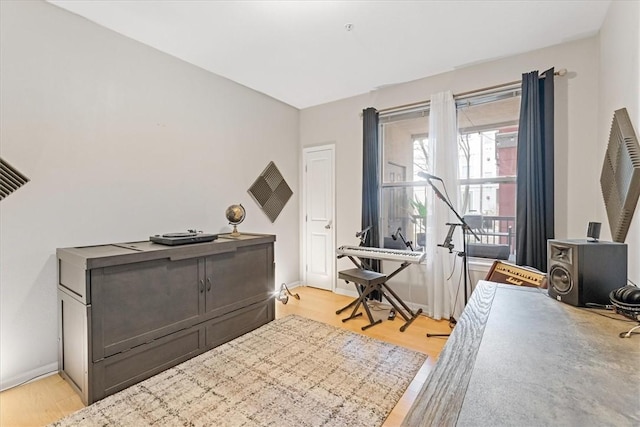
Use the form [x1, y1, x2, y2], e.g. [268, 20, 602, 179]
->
[325, 221, 332, 229]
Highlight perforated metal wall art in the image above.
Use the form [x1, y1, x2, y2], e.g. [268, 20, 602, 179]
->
[1, 157, 29, 201]
[248, 161, 293, 223]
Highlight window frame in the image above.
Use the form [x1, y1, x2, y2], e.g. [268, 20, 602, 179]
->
[378, 85, 522, 258]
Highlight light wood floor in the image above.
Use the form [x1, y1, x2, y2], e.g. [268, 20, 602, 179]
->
[0, 286, 450, 426]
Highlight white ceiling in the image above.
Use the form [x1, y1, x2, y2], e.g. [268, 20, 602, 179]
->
[48, 0, 611, 109]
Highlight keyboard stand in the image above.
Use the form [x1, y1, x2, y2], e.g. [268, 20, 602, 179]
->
[336, 261, 423, 332]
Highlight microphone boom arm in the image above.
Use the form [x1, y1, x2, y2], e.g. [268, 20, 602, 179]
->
[426, 179, 480, 242]
[397, 230, 414, 251]
[392, 227, 414, 251]
[355, 225, 372, 245]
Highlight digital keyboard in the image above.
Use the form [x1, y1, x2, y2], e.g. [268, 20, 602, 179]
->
[337, 245, 425, 263]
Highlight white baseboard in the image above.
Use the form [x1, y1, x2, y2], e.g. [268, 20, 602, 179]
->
[283, 281, 302, 289]
[366, 299, 430, 316]
[0, 362, 58, 392]
[333, 287, 359, 298]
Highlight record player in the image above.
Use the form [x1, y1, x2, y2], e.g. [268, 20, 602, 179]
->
[150, 230, 218, 246]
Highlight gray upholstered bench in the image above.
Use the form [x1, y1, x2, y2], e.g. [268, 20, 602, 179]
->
[336, 268, 388, 330]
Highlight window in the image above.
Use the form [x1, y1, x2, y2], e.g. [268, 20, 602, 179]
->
[458, 94, 520, 256]
[380, 113, 432, 253]
[379, 89, 521, 258]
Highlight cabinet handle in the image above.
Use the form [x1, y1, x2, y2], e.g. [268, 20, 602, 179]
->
[199, 279, 205, 293]
[206, 277, 212, 291]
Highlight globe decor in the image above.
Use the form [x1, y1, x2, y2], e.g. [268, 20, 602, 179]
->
[225, 204, 246, 237]
[247, 161, 293, 223]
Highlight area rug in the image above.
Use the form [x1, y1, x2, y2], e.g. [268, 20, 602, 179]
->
[51, 315, 427, 427]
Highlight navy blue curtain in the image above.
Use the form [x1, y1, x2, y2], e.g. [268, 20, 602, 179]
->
[362, 107, 381, 273]
[516, 68, 555, 271]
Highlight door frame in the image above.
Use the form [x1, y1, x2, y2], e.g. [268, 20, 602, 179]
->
[301, 143, 336, 292]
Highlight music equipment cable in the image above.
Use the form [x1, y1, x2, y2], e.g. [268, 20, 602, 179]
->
[582, 305, 638, 322]
[583, 284, 640, 338]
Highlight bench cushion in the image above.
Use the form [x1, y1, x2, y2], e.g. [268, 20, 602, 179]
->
[338, 268, 387, 286]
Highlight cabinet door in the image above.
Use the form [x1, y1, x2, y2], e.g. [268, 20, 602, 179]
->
[91, 257, 201, 361]
[205, 243, 274, 318]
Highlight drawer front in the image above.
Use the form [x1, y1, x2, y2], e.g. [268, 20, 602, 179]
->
[91, 326, 205, 404]
[205, 299, 274, 349]
[91, 257, 201, 361]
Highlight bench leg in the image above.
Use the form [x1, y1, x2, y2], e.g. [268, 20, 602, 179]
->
[361, 319, 382, 330]
[338, 281, 381, 330]
[356, 285, 379, 326]
[336, 280, 359, 315]
[342, 312, 363, 322]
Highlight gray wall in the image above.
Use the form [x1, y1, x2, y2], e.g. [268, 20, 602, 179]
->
[598, 0, 640, 282]
[0, 0, 300, 389]
[301, 11, 640, 304]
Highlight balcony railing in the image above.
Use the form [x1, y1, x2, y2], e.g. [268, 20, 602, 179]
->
[464, 214, 516, 259]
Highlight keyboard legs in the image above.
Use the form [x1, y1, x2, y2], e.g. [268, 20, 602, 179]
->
[399, 308, 422, 332]
[336, 277, 423, 331]
[381, 283, 423, 332]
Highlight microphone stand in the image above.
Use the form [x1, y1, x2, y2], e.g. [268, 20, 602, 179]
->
[349, 225, 373, 271]
[355, 226, 371, 247]
[392, 228, 414, 251]
[425, 178, 480, 338]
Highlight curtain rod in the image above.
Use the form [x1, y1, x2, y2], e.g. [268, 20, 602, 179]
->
[377, 68, 567, 115]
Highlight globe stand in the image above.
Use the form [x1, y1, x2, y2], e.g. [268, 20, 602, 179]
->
[225, 204, 246, 239]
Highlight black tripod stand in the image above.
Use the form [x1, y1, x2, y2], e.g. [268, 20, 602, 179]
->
[420, 174, 479, 338]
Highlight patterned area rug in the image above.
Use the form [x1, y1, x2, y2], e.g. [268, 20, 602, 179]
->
[51, 315, 427, 427]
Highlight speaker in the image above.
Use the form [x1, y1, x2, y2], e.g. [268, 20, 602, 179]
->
[547, 239, 627, 306]
[586, 222, 601, 241]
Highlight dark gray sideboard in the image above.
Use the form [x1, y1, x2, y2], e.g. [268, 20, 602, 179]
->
[402, 281, 640, 426]
[57, 233, 275, 405]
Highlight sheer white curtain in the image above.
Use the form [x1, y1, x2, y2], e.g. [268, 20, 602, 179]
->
[425, 91, 464, 320]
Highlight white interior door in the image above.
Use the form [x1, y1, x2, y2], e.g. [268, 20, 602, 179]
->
[303, 145, 335, 291]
